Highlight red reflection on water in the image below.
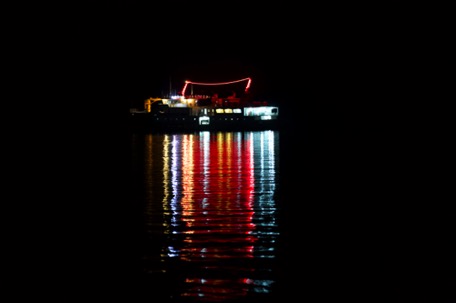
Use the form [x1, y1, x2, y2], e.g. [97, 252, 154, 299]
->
[176, 133, 257, 300]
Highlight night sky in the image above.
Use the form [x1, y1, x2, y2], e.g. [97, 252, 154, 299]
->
[109, 1, 303, 105]
[43, 1, 431, 123]
[67, 1, 397, 136]
[75, 1, 410, 132]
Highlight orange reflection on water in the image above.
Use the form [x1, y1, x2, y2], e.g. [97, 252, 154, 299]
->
[177, 132, 256, 256]
[168, 132, 256, 300]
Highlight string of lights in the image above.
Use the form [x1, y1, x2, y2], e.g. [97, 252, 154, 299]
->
[181, 77, 252, 96]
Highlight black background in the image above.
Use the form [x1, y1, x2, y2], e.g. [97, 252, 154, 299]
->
[9, 2, 454, 302]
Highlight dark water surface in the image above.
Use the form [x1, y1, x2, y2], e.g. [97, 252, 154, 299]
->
[130, 131, 282, 302]
[124, 127, 455, 303]
[13, 119, 455, 303]
[17, 106, 453, 303]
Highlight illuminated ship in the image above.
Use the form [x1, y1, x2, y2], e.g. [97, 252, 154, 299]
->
[128, 77, 279, 132]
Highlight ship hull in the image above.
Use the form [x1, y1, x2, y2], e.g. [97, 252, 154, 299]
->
[128, 111, 279, 133]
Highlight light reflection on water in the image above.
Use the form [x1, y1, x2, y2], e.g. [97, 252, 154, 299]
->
[132, 130, 281, 302]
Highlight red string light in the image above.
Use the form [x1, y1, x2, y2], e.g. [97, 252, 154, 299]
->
[181, 77, 252, 96]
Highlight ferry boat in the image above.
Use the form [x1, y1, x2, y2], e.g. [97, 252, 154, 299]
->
[128, 77, 279, 132]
